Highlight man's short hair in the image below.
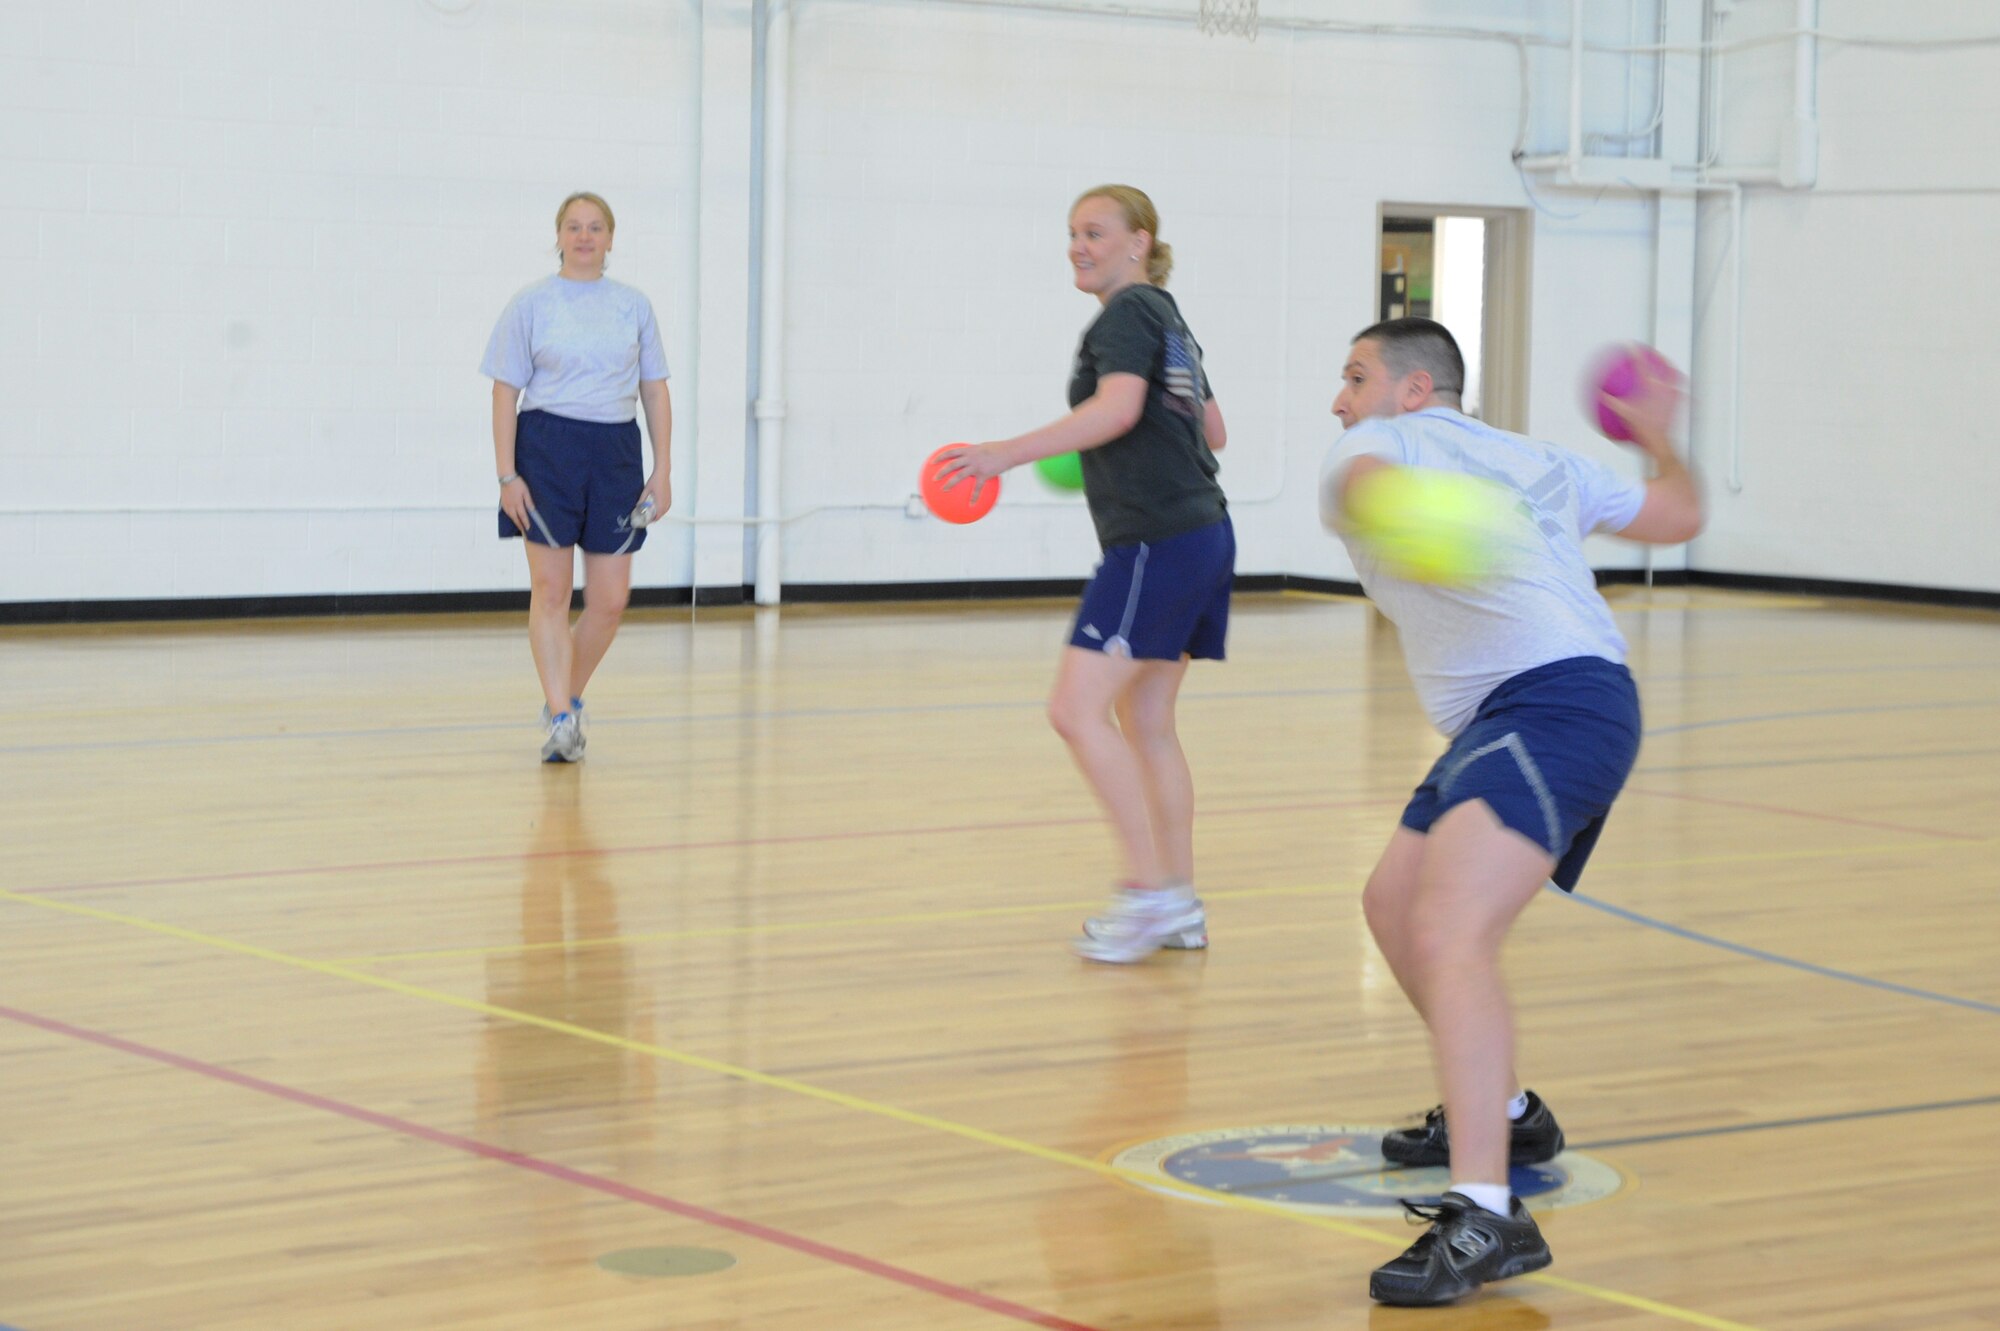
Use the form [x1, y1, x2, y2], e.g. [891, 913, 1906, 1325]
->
[1354, 317, 1465, 398]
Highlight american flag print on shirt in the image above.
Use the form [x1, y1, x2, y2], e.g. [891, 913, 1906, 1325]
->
[1162, 327, 1203, 419]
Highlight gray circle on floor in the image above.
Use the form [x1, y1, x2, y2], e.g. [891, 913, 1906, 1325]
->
[597, 1246, 738, 1278]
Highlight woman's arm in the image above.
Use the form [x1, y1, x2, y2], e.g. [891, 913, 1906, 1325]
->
[638, 377, 672, 513]
[1203, 396, 1227, 452]
[492, 381, 529, 533]
[934, 373, 1147, 484]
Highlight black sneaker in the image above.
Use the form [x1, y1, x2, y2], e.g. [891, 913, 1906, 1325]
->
[1368, 1192, 1552, 1306]
[1380, 1090, 1564, 1169]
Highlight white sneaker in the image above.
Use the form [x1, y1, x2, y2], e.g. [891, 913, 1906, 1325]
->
[1072, 887, 1206, 963]
[541, 710, 585, 763]
[1082, 894, 1207, 950]
[539, 700, 587, 752]
[540, 699, 586, 731]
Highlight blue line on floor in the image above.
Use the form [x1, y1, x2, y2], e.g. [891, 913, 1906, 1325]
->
[1643, 697, 1999, 737]
[1563, 890, 2000, 1015]
[1571, 1092, 2000, 1151]
[1637, 745, 2000, 775]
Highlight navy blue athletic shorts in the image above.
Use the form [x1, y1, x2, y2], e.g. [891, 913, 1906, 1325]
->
[1400, 656, 1642, 891]
[1069, 516, 1235, 661]
[498, 409, 648, 555]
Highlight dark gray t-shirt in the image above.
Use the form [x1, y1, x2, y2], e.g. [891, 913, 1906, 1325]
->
[1066, 284, 1227, 547]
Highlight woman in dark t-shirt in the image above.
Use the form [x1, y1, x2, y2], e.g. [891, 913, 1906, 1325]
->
[935, 184, 1234, 964]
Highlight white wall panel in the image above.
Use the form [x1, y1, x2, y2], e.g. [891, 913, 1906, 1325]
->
[17, 1, 1985, 603]
[1, 0, 703, 603]
[1689, 1, 2000, 592]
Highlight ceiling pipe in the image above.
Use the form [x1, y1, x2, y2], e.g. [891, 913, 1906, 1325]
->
[1782, 0, 1820, 187]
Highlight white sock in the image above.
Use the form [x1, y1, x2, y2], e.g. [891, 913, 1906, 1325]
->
[1452, 1182, 1513, 1217]
[1506, 1090, 1530, 1120]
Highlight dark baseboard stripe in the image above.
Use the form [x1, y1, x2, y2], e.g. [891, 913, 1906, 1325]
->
[781, 577, 1085, 604]
[1596, 568, 1690, 587]
[781, 574, 1364, 603]
[687, 585, 754, 607]
[0, 586, 729, 625]
[1578, 567, 2000, 610]
[1681, 570, 2000, 611]
[1255, 574, 1366, 597]
[0, 591, 531, 625]
[4, 569, 1992, 625]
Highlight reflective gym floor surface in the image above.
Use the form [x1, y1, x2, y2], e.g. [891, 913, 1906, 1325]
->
[3, 586, 1996, 1330]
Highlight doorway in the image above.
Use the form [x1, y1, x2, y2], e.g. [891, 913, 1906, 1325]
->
[1377, 206, 1530, 432]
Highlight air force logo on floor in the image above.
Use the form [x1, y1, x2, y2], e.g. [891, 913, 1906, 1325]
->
[1111, 1125, 1624, 1218]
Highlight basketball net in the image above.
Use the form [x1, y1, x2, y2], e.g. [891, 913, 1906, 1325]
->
[1197, 0, 1259, 40]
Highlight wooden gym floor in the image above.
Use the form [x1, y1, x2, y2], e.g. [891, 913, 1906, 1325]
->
[1, 586, 1996, 1330]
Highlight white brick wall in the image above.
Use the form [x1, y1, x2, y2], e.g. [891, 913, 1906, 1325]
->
[774, 0, 1655, 588]
[12, 0, 1986, 604]
[1685, 0, 2000, 592]
[2, 0, 702, 602]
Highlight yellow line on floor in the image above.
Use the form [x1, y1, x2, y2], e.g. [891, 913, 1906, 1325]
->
[0, 884, 1762, 1330]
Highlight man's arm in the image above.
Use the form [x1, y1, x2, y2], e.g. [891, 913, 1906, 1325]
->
[1602, 361, 1704, 545]
[1319, 453, 1389, 531]
[1616, 443, 1703, 545]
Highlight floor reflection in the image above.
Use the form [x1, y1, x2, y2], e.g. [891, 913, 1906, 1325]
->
[474, 770, 659, 1260]
[1040, 960, 1223, 1330]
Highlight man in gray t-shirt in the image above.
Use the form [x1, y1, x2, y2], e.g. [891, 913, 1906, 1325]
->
[1319, 318, 1702, 1308]
[1323, 404, 1646, 737]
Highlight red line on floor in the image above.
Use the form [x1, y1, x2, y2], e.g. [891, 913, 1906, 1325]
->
[21, 797, 1401, 898]
[1625, 786, 1982, 842]
[0, 1001, 1104, 1331]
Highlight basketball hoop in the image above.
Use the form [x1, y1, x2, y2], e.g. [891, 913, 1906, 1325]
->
[1197, 0, 1258, 41]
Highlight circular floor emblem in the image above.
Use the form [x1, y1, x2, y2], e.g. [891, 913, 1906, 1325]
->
[1110, 1125, 1624, 1218]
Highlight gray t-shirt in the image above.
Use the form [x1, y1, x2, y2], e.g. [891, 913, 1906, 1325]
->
[480, 274, 670, 424]
[1321, 407, 1647, 736]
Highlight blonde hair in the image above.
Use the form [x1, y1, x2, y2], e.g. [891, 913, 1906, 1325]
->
[553, 191, 615, 265]
[1073, 184, 1173, 286]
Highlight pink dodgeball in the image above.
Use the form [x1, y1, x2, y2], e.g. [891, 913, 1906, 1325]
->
[1587, 343, 1676, 442]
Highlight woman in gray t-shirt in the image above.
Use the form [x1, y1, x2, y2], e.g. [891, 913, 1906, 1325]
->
[481, 191, 672, 764]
